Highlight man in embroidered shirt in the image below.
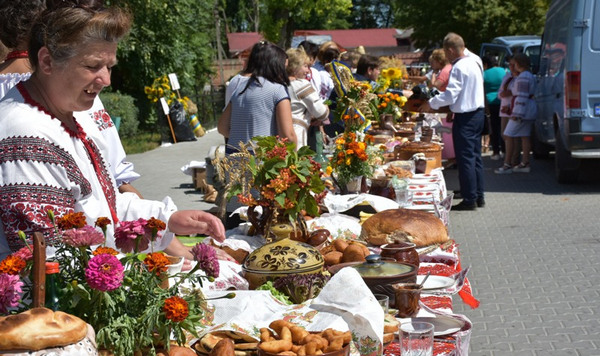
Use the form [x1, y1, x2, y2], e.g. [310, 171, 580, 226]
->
[420, 32, 486, 211]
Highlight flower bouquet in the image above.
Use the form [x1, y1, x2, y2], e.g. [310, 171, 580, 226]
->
[0, 212, 228, 356]
[376, 91, 407, 119]
[325, 61, 385, 192]
[376, 67, 405, 93]
[217, 136, 327, 239]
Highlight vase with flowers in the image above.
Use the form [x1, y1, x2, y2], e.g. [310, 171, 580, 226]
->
[325, 61, 385, 193]
[0, 211, 230, 356]
[219, 136, 327, 242]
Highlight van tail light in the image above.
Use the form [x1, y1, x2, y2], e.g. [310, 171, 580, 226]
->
[566, 71, 581, 109]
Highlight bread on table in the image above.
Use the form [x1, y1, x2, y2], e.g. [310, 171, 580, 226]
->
[383, 314, 399, 344]
[0, 308, 88, 352]
[359, 208, 448, 247]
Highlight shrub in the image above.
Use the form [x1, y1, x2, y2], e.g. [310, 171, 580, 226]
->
[99, 91, 139, 138]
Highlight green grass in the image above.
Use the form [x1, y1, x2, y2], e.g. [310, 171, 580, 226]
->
[177, 235, 206, 246]
[121, 132, 162, 154]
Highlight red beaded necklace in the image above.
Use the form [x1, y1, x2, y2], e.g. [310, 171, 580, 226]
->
[5, 50, 29, 61]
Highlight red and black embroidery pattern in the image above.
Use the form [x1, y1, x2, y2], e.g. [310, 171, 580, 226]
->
[81, 136, 118, 224]
[0, 184, 75, 250]
[92, 107, 114, 132]
[0, 136, 92, 197]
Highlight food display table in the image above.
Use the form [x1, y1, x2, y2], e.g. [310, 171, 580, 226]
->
[196, 168, 478, 356]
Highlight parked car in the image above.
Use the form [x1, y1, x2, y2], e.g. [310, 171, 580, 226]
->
[480, 35, 541, 73]
[534, 0, 600, 183]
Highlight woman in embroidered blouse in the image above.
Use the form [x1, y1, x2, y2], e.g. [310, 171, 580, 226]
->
[0, 1, 225, 260]
[285, 47, 329, 149]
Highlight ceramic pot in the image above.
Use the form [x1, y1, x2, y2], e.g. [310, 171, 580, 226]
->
[344, 176, 363, 194]
[248, 206, 308, 243]
[242, 237, 324, 289]
[328, 254, 417, 296]
[380, 242, 420, 269]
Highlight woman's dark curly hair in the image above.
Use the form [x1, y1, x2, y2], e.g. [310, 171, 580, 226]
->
[0, 0, 46, 49]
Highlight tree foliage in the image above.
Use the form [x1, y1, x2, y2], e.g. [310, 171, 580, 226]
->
[347, 0, 397, 28]
[105, 0, 218, 127]
[258, 0, 353, 47]
[394, 0, 551, 51]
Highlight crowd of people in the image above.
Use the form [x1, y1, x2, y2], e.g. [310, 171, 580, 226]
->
[0, 0, 540, 262]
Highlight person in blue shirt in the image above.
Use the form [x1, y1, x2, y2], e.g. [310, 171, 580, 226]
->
[482, 55, 507, 160]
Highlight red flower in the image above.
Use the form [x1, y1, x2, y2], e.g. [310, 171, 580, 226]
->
[95, 217, 112, 229]
[143, 252, 171, 276]
[163, 296, 189, 322]
[0, 255, 26, 275]
[93, 246, 119, 256]
[57, 212, 87, 230]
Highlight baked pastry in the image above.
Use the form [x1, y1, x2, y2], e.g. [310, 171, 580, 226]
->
[395, 142, 442, 169]
[0, 308, 88, 351]
[359, 208, 448, 247]
[383, 314, 399, 344]
[208, 338, 236, 356]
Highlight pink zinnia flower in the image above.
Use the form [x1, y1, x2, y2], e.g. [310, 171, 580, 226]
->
[114, 219, 149, 253]
[13, 246, 33, 261]
[62, 225, 105, 247]
[0, 273, 24, 313]
[85, 254, 124, 292]
[190, 243, 219, 278]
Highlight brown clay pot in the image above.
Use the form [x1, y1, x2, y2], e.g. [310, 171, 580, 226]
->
[380, 242, 420, 269]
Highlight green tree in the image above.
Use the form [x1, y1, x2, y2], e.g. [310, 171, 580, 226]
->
[259, 0, 353, 47]
[394, 0, 550, 51]
[105, 0, 218, 128]
[347, 0, 397, 28]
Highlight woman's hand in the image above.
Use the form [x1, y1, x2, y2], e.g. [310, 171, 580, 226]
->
[168, 210, 226, 242]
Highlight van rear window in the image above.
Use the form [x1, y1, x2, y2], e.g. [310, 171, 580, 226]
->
[592, 2, 600, 50]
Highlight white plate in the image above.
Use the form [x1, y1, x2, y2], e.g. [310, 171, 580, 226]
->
[412, 173, 437, 179]
[405, 204, 435, 211]
[417, 275, 455, 290]
[406, 316, 465, 336]
[408, 184, 437, 191]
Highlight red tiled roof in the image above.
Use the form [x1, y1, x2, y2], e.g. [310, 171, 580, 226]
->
[294, 28, 400, 48]
[227, 32, 263, 54]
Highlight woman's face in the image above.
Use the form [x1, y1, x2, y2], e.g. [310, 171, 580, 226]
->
[508, 59, 518, 75]
[430, 59, 441, 70]
[47, 41, 117, 113]
[294, 63, 310, 79]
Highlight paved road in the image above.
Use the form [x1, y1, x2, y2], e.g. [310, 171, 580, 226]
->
[129, 132, 600, 355]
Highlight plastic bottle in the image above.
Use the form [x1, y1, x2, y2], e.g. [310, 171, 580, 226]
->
[45, 262, 61, 311]
[313, 131, 327, 166]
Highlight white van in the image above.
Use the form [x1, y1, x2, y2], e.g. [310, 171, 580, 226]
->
[480, 35, 541, 73]
[535, 0, 600, 183]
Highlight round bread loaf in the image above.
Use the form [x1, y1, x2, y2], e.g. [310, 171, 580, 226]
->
[0, 308, 88, 351]
[359, 208, 448, 247]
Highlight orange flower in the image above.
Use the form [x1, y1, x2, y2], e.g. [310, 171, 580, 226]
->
[93, 246, 119, 256]
[0, 255, 26, 275]
[147, 217, 166, 231]
[143, 252, 171, 276]
[57, 212, 87, 230]
[95, 217, 111, 229]
[163, 296, 189, 322]
[343, 114, 351, 121]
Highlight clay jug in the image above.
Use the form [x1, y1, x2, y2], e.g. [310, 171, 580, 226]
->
[380, 242, 420, 268]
